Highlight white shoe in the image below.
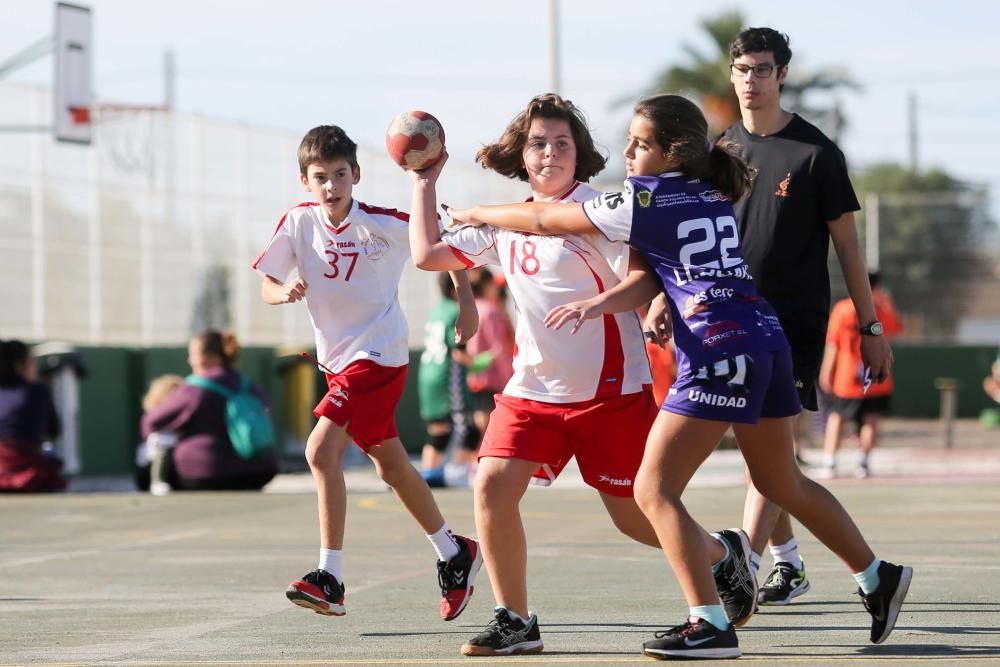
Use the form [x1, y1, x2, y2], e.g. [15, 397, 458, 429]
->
[150, 480, 172, 496]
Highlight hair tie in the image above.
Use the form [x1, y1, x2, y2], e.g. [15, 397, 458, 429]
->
[707, 141, 715, 152]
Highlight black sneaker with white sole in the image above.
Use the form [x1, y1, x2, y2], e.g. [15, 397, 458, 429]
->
[758, 560, 811, 606]
[642, 616, 740, 660]
[711, 528, 758, 627]
[860, 560, 913, 644]
[461, 606, 543, 656]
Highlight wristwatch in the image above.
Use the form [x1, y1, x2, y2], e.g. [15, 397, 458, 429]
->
[859, 320, 883, 336]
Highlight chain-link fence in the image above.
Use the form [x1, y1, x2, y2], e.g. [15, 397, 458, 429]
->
[0, 81, 526, 348]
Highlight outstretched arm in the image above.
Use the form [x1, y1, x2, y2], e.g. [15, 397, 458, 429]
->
[545, 249, 661, 333]
[445, 200, 596, 237]
[407, 150, 468, 271]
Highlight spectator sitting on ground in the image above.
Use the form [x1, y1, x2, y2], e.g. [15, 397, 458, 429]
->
[141, 330, 278, 491]
[0, 340, 66, 493]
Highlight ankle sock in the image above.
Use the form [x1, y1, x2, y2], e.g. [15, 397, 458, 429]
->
[427, 523, 460, 561]
[710, 533, 733, 575]
[690, 604, 730, 631]
[318, 548, 342, 580]
[853, 558, 881, 594]
[769, 538, 803, 571]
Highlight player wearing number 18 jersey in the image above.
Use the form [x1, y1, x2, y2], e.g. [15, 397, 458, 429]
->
[446, 95, 911, 660]
[254, 125, 482, 624]
[407, 95, 741, 658]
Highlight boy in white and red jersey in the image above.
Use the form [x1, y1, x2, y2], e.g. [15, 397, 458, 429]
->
[252, 125, 482, 621]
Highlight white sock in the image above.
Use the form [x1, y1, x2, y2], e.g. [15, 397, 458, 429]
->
[823, 453, 836, 468]
[427, 523, 460, 561]
[750, 551, 762, 576]
[500, 606, 530, 624]
[770, 538, 803, 571]
[319, 548, 342, 580]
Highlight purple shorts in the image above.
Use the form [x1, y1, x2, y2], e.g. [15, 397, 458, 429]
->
[663, 347, 801, 424]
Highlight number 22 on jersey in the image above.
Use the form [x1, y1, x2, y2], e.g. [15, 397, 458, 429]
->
[674, 215, 742, 285]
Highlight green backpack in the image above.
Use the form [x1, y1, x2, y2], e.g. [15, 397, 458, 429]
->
[185, 374, 276, 459]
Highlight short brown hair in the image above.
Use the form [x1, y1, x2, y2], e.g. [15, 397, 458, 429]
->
[192, 329, 240, 368]
[476, 94, 606, 183]
[297, 125, 358, 175]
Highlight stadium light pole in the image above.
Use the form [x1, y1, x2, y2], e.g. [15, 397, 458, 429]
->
[548, 0, 560, 94]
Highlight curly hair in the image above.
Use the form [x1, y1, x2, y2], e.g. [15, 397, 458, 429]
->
[476, 93, 606, 183]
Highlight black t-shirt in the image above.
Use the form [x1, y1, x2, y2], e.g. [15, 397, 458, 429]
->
[722, 114, 860, 333]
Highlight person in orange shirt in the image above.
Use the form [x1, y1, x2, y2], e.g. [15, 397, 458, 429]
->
[818, 273, 903, 478]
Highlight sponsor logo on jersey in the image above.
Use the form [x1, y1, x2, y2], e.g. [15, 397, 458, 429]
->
[702, 321, 751, 347]
[673, 263, 752, 286]
[361, 234, 390, 261]
[327, 239, 357, 249]
[775, 172, 791, 198]
[683, 297, 709, 319]
[636, 190, 653, 208]
[597, 474, 632, 487]
[698, 189, 728, 203]
[687, 389, 747, 408]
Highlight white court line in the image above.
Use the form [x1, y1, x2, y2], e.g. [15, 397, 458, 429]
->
[0, 529, 211, 567]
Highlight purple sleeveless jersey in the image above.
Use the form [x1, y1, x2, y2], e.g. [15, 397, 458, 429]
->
[584, 173, 801, 423]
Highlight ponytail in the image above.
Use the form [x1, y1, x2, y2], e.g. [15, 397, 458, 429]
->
[634, 94, 752, 203]
[698, 139, 752, 203]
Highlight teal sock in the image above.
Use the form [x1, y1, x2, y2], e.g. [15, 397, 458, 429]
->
[690, 604, 729, 631]
[710, 534, 733, 575]
[853, 559, 881, 594]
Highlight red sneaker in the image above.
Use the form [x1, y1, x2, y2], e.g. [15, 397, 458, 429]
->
[286, 569, 345, 616]
[438, 535, 483, 621]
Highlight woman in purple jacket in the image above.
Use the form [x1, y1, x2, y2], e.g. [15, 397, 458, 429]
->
[141, 330, 278, 490]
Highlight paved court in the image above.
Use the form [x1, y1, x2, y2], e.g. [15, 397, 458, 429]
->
[3, 441, 1000, 666]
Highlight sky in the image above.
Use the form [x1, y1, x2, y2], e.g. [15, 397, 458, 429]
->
[3, 0, 999, 217]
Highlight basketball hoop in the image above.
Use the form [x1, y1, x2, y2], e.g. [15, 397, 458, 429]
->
[68, 105, 91, 125]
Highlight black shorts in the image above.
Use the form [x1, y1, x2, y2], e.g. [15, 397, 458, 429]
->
[825, 394, 891, 425]
[780, 318, 827, 412]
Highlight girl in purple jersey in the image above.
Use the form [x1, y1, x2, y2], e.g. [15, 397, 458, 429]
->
[408, 94, 745, 658]
[446, 94, 912, 660]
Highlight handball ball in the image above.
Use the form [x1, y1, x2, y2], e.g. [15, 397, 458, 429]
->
[385, 110, 445, 170]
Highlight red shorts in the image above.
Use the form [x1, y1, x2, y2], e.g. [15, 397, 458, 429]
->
[479, 390, 656, 497]
[313, 360, 407, 452]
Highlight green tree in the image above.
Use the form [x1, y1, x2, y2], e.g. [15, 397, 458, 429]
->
[835, 163, 996, 339]
[643, 10, 858, 138]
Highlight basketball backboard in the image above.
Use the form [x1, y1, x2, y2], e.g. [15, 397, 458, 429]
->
[54, 2, 92, 144]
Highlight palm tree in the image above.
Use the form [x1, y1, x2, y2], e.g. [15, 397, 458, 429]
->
[643, 10, 859, 138]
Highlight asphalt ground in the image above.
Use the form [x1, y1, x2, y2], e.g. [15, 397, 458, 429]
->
[2, 425, 1000, 666]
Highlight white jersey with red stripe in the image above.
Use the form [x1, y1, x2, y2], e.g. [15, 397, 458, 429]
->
[252, 199, 411, 374]
[445, 182, 652, 404]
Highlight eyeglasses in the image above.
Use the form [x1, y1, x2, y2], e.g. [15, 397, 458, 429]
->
[730, 62, 779, 78]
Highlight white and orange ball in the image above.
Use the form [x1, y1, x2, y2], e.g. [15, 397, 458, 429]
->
[385, 110, 445, 170]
